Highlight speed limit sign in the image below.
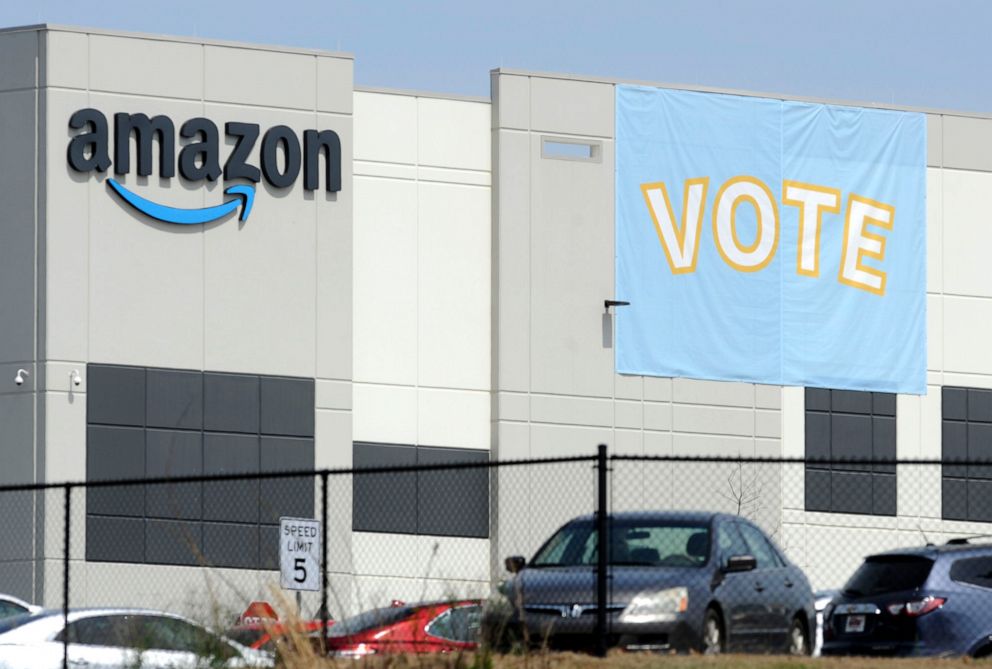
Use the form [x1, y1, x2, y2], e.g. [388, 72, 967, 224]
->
[279, 517, 321, 591]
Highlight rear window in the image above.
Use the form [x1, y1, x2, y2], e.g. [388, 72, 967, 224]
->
[0, 612, 45, 636]
[843, 555, 934, 597]
[950, 556, 992, 589]
[328, 607, 413, 638]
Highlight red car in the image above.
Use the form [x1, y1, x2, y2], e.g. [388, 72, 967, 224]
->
[318, 600, 482, 656]
[227, 619, 330, 652]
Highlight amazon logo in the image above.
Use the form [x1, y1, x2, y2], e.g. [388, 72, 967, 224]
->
[66, 109, 341, 225]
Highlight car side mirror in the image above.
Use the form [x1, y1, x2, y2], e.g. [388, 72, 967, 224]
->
[505, 555, 526, 573]
[724, 554, 757, 573]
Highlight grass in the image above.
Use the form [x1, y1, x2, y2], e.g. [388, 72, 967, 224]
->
[271, 651, 992, 669]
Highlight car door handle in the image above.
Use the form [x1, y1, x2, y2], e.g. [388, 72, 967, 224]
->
[784, 580, 794, 588]
[754, 582, 765, 592]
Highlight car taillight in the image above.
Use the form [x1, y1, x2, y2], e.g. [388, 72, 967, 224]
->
[887, 596, 946, 617]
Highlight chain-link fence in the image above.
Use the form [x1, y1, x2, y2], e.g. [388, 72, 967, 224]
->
[2, 448, 992, 662]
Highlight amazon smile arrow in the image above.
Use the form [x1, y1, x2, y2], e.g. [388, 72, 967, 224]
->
[107, 179, 255, 225]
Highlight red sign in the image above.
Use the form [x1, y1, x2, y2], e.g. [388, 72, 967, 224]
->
[238, 601, 278, 625]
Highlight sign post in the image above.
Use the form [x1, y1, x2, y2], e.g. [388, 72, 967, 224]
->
[279, 517, 321, 592]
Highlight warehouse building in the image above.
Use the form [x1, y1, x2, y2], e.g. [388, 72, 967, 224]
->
[0, 24, 990, 616]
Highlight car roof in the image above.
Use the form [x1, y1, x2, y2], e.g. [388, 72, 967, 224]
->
[565, 510, 729, 524]
[866, 541, 992, 561]
[27, 608, 200, 623]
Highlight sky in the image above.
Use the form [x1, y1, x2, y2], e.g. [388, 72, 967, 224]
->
[2, 0, 990, 114]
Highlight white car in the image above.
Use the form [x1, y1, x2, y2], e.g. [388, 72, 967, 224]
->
[0, 594, 41, 620]
[0, 608, 273, 669]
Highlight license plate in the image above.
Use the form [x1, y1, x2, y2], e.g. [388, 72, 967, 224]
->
[845, 615, 866, 633]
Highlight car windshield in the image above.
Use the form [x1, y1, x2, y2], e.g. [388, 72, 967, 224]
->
[328, 606, 413, 638]
[842, 555, 934, 597]
[530, 519, 710, 568]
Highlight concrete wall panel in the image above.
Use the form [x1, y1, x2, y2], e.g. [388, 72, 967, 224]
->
[529, 77, 613, 137]
[44, 30, 87, 89]
[529, 134, 614, 397]
[90, 35, 203, 99]
[418, 388, 489, 450]
[926, 168, 942, 294]
[86, 94, 205, 370]
[352, 383, 417, 445]
[0, 89, 37, 365]
[492, 73, 529, 131]
[943, 116, 992, 172]
[315, 113, 353, 381]
[201, 107, 319, 377]
[204, 45, 318, 110]
[317, 56, 354, 114]
[530, 394, 613, 428]
[944, 296, 992, 375]
[926, 114, 941, 167]
[943, 169, 992, 298]
[418, 97, 490, 171]
[352, 176, 418, 385]
[353, 92, 417, 164]
[417, 182, 490, 390]
[493, 130, 531, 392]
[0, 30, 37, 91]
[45, 89, 90, 361]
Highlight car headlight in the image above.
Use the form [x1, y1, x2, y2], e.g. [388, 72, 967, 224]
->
[618, 587, 689, 624]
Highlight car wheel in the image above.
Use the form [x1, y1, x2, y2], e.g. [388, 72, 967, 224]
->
[788, 616, 810, 656]
[702, 608, 725, 655]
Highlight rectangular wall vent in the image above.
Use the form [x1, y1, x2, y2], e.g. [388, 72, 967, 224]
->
[541, 136, 601, 162]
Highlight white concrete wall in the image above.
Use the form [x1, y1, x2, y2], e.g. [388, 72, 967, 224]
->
[350, 89, 492, 601]
[0, 27, 42, 604]
[33, 26, 355, 609]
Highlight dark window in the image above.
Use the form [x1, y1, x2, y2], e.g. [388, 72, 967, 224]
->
[715, 521, 748, 563]
[950, 556, 992, 589]
[329, 606, 414, 637]
[842, 555, 934, 596]
[426, 605, 482, 643]
[736, 523, 778, 570]
[0, 600, 27, 619]
[64, 615, 128, 647]
[804, 387, 897, 516]
[85, 363, 314, 569]
[942, 387, 992, 522]
[352, 442, 489, 539]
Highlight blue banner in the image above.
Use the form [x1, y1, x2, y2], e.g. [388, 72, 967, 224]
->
[615, 86, 926, 394]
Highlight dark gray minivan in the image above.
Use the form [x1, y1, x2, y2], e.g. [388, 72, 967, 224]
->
[486, 511, 815, 654]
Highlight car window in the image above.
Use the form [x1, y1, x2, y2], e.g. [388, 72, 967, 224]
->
[531, 520, 710, 567]
[716, 521, 749, 563]
[0, 613, 43, 636]
[329, 606, 413, 638]
[736, 523, 778, 570]
[950, 556, 992, 589]
[426, 605, 481, 643]
[0, 601, 27, 619]
[843, 555, 934, 597]
[133, 616, 238, 660]
[63, 616, 129, 647]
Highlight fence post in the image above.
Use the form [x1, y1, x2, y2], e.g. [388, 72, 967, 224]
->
[320, 471, 329, 655]
[63, 484, 72, 669]
[595, 444, 608, 658]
